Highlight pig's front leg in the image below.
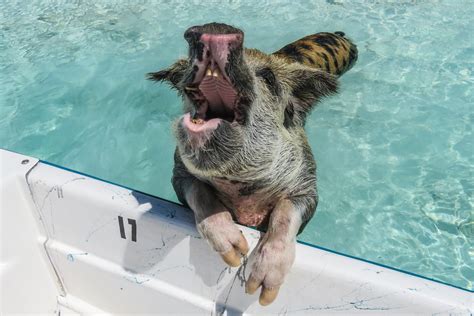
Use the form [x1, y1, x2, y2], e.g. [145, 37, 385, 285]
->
[173, 151, 249, 266]
[183, 179, 249, 267]
[246, 198, 309, 306]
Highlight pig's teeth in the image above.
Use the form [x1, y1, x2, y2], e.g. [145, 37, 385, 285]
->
[192, 118, 205, 125]
[206, 68, 212, 77]
[212, 68, 220, 77]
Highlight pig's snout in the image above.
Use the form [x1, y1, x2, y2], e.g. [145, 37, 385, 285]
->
[184, 24, 244, 85]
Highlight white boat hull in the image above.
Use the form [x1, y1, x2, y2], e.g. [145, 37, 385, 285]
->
[1, 149, 472, 314]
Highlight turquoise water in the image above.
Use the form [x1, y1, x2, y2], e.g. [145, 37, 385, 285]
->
[1, 1, 472, 290]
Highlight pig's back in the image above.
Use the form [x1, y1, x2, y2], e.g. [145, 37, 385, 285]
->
[273, 32, 358, 77]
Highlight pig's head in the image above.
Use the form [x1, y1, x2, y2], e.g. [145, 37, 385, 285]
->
[148, 23, 338, 176]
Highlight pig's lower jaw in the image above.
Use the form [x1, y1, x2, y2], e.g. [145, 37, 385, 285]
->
[182, 112, 222, 134]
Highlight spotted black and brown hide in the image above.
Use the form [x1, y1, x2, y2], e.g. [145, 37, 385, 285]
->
[273, 32, 358, 77]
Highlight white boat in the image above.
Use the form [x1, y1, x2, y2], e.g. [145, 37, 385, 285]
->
[1, 148, 472, 315]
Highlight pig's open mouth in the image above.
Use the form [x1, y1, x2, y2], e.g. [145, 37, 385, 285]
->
[183, 31, 243, 133]
[185, 62, 238, 125]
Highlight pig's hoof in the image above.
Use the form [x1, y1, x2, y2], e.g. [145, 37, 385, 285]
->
[246, 238, 295, 305]
[246, 278, 280, 306]
[197, 211, 249, 267]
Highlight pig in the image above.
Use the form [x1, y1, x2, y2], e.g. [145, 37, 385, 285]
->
[148, 22, 357, 306]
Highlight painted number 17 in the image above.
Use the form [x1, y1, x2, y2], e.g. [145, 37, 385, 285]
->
[118, 216, 137, 242]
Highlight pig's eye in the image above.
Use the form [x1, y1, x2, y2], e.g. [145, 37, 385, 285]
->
[255, 67, 281, 97]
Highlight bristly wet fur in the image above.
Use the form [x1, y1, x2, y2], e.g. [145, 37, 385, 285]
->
[147, 22, 358, 306]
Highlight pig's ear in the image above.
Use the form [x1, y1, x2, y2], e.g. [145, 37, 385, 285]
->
[286, 68, 338, 127]
[147, 59, 189, 90]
